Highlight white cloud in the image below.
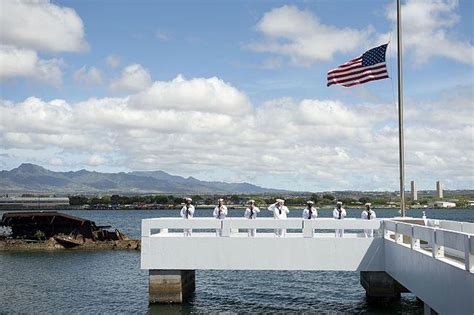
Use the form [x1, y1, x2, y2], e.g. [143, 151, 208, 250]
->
[250, 2, 472, 67]
[384, 0, 472, 65]
[0, 0, 88, 53]
[87, 155, 107, 166]
[109, 64, 152, 92]
[0, 45, 63, 86]
[130, 74, 252, 114]
[247, 5, 374, 66]
[73, 66, 103, 85]
[0, 0, 88, 86]
[0, 79, 472, 191]
[49, 157, 64, 166]
[105, 55, 121, 68]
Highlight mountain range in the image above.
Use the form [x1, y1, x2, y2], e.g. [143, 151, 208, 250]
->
[0, 163, 287, 194]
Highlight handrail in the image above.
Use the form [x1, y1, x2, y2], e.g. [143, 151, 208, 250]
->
[142, 218, 382, 238]
[427, 219, 474, 234]
[383, 220, 473, 273]
[142, 218, 221, 236]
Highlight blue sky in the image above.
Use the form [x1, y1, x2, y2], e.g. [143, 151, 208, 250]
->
[0, 0, 473, 191]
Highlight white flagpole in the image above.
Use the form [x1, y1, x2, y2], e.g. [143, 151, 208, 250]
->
[397, 0, 406, 217]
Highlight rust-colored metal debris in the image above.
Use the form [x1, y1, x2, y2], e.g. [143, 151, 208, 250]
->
[1, 211, 126, 242]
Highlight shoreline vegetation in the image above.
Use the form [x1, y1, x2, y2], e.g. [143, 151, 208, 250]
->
[1, 191, 473, 211]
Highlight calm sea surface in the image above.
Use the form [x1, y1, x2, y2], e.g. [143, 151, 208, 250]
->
[1, 208, 473, 314]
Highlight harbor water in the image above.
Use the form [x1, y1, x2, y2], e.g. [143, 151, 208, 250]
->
[1, 208, 472, 314]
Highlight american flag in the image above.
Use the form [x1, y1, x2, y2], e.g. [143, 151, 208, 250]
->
[327, 44, 389, 87]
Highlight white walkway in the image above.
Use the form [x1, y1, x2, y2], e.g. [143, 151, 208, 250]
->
[141, 217, 474, 314]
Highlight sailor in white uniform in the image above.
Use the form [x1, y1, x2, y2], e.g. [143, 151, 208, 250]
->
[302, 201, 318, 220]
[361, 203, 376, 237]
[244, 199, 260, 237]
[213, 198, 227, 237]
[180, 197, 195, 237]
[268, 198, 289, 237]
[333, 201, 346, 237]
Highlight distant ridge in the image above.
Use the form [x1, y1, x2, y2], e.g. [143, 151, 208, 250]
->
[0, 163, 288, 194]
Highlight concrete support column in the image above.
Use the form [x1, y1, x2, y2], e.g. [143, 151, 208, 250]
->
[149, 270, 195, 304]
[360, 271, 408, 302]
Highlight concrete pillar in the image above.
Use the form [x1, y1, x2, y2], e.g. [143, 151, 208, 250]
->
[436, 181, 443, 199]
[411, 180, 417, 201]
[149, 270, 195, 304]
[360, 271, 408, 302]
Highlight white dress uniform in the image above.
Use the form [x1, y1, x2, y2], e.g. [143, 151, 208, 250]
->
[361, 209, 376, 237]
[244, 206, 260, 236]
[302, 207, 318, 220]
[268, 203, 289, 237]
[213, 205, 228, 236]
[333, 207, 346, 237]
[180, 204, 195, 237]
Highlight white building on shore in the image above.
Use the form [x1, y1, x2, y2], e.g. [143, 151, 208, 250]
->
[432, 201, 456, 208]
[0, 197, 70, 208]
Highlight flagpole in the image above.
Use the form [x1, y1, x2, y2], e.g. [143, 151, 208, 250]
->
[397, 0, 406, 217]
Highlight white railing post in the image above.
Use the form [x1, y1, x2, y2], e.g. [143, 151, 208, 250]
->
[395, 223, 403, 244]
[221, 220, 230, 237]
[465, 235, 474, 273]
[383, 221, 390, 239]
[411, 225, 420, 250]
[432, 229, 445, 258]
[303, 220, 313, 238]
[142, 220, 151, 237]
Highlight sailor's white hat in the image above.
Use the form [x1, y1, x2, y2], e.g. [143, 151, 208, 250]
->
[276, 198, 285, 203]
[185, 197, 192, 202]
[336, 201, 343, 205]
[365, 202, 372, 206]
[248, 199, 256, 204]
[217, 198, 224, 202]
[307, 200, 314, 205]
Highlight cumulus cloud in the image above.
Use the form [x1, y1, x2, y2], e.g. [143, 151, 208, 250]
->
[247, 5, 374, 66]
[0, 78, 471, 191]
[0, 45, 64, 86]
[385, 0, 473, 65]
[130, 74, 252, 114]
[73, 66, 103, 85]
[0, 0, 88, 85]
[109, 64, 152, 92]
[250, 2, 472, 67]
[0, 0, 87, 53]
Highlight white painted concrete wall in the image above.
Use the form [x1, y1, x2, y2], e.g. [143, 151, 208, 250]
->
[141, 217, 474, 313]
[141, 236, 384, 271]
[383, 220, 474, 314]
[385, 240, 473, 314]
[141, 218, 384, 271]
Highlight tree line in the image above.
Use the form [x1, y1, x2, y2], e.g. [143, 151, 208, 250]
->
[68, 193, 399, 207]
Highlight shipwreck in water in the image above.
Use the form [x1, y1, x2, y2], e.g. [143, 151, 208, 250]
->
[1, 211, 127, 244]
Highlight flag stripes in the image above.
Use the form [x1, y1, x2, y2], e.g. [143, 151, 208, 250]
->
[327, 44, 389, 88]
